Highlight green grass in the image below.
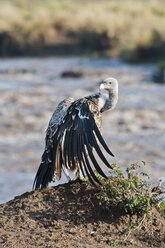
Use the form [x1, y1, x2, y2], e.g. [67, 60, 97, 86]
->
[0, 0, 165, 61]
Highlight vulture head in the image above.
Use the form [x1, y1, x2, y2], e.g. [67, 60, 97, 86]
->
[100, 77, 118, 93]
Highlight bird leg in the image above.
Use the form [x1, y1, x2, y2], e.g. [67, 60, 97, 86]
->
[62, 168, 71, 182]
[72, 166, 81, 181]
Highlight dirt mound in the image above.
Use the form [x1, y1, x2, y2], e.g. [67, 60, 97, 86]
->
[0, 181, 165, 248]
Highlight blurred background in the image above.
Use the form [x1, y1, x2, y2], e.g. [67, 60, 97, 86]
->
[0, 0, 165, 203]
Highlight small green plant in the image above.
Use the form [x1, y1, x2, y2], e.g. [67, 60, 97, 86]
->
[152, 60, 165, 84]
[81, 176, 89, 182]
[97, 162, 165, 215]
[157, 199, 165, 215]
[158, 60, 165, 72]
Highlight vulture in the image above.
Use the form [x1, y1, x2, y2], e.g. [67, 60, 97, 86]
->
[33, 77, 118, 189]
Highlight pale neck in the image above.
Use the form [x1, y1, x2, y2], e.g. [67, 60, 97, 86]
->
[98, 88, 118, 112]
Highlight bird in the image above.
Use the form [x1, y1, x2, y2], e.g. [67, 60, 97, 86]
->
[33, 77, 118, 189]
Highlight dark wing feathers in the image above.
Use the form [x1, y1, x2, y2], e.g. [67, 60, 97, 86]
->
[77, 134, 86, 178]
[94, 124, 114, 157]
[84, 132, 108, 179]
[86, 124, 112, 169]
[79, 133, 99, 186]
[33, 100, 114, 189]
[54, 101, 113, 182]
[63, 130, 70, 169]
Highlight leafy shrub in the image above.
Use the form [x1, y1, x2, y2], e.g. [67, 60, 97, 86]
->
[96, 162, 165, 215]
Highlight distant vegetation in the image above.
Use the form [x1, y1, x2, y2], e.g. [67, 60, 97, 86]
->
[0, 0, 165, 62]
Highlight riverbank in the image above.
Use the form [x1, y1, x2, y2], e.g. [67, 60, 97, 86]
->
[0, 181, 165, 248]
[0, 0, 165, 62]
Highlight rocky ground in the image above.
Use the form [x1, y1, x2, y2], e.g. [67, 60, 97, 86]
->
[0, 181, 165, 248]
[0, 57, 165, 203]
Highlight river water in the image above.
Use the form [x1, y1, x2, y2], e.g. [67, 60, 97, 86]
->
[0, 57, 165, 203]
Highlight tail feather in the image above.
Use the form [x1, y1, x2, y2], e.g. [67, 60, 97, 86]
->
[33, 162, 52, 189]
[33, 151, 52, 190]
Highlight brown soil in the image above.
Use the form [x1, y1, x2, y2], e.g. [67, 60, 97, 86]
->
[0, 181, 165, 248]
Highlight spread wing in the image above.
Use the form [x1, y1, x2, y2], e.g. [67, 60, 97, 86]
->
[33, 99, 114, 189]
